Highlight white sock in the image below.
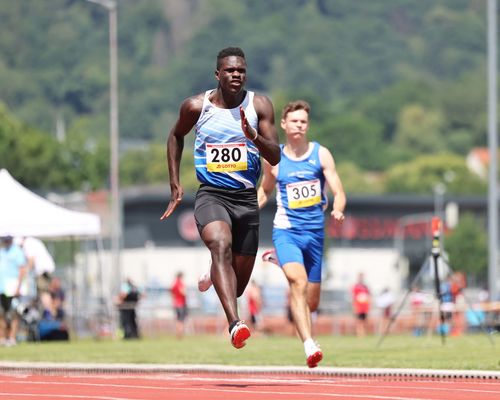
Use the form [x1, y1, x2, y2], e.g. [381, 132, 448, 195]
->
[303, 338, 316, 355]
[311, 311, 318, 323]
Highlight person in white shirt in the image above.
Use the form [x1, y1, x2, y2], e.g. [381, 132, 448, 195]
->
[15, 237, 55, 296]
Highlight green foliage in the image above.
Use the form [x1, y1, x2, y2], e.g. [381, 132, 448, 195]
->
[394, 104, 447, 154]
[314, 113, 387, 170]
[357, 80, 438, 142]
[384, 153, 487, 195]
[120, 142, 198, 191]
[445, 213, 488, 282]
[0, 102, 61, 189]
[0, 102, 107, 191]
[336, 162, 384, 195]
[0, 0, 494, 193]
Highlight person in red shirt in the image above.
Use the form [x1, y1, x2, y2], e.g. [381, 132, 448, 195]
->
[171, 272, 187, 339]
[351, 272, 371, 337]
[246, 280, 262, 332]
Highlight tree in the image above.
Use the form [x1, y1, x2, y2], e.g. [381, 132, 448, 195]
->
[445, 213, 487, 285]
[314, 113, 387, 170]
[336, 162, 384, 194]
[394, 104, 446, 155]
[384, 153, 486, 194]
[0, 102, 107, 191]
[120, 142, 198, 190]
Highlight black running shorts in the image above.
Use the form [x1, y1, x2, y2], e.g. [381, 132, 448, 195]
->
[175, 306, 188, 322]
[194, 184, 259, 256]
[0, 294, 15, 319]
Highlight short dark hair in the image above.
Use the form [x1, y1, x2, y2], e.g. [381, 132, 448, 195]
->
[281, 100, 310, 120]
[1, 235, 13, 244]
[216, 47, 245, 69]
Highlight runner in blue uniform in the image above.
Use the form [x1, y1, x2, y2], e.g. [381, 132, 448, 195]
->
[161, 47, 280, 349]
[258, 100, 346, 367]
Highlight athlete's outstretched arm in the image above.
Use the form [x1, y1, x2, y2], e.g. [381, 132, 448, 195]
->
[242, 95, 280, 166]
[319, 146, 346, 225]
[257, 160, 277, 209]
[161, 95, 203, 220]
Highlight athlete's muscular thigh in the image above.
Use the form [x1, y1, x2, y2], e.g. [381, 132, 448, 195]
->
[231, 206, 259, 255]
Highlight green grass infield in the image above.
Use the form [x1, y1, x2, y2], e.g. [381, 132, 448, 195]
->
[0, 334, 498, 371]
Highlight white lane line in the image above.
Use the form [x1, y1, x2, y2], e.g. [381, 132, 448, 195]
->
[44, 375, 500, 395]
[0, 380, 468, 400]
[32, 374, 500, 386]
[0, 388, 441, 400]
[0, 393, 136, 400]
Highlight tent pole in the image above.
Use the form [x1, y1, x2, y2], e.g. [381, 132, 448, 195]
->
[96, 236, 109, 337]
[69, 236, 77, 338]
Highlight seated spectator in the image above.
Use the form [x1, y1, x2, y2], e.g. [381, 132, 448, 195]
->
[36, 277, 69, 341]
[465, 307, 486, 333]
[49, 277, 65, 320]
[38, 307, 69, 341]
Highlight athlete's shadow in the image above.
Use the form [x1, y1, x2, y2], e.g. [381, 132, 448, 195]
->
[215, 383, 299, 388]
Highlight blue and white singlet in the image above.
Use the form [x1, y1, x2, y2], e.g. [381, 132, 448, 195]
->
[273, 142, 326, 230]
[194, 90, 260, 189]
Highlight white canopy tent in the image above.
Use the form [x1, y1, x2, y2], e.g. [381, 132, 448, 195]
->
[0, 169, 110, 337]
[0, 168, 101, 237]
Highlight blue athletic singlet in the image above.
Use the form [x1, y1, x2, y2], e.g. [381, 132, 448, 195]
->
[273, 142, 326, 230]
[194, 90, 260, 189]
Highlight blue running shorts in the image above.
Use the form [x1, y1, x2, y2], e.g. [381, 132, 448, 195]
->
[272, 228, 324, 283]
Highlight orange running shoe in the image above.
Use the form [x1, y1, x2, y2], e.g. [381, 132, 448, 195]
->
[230, 321, 251, 349]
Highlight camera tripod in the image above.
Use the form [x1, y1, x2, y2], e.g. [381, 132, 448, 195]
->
[377, 217, 495, 347]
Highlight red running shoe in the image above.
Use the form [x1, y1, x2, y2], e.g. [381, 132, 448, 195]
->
[306, 342, 323, 368]
[230, 321, 251, 349]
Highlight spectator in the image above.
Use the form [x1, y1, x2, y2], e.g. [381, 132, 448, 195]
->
[38, 291, 69, 342]
[351, 272, 371, 337]
[409, 286, 427, 336]
[375, 287, 395, 333]
[477, 287, 489, 303]
[116, 278, 141, 339]
[0, 236, 27, 346]
[171, 272, 188, 339]
[465, 306, 486, 333]
[15, 236, 55, 298]
[439, 276, 455, 335]
[450, 271, 466, 300]
[49, 277, 66, 320]
[246, 280, 263, 332]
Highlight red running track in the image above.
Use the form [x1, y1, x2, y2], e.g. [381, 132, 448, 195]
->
[0, 372, 499, 400]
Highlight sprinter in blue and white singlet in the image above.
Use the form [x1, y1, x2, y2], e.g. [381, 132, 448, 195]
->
[161, 48, 280, 350]
[258, 100, 346, 368]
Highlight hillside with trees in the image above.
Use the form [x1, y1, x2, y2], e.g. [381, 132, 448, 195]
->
[0, 0, 492, 194]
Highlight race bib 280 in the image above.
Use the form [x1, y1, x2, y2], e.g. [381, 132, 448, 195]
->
[206, 143, 248, 172]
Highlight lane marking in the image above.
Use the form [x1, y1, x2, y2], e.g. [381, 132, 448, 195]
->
[1, 379, 497, 400]
[0, 393, 136, 400]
